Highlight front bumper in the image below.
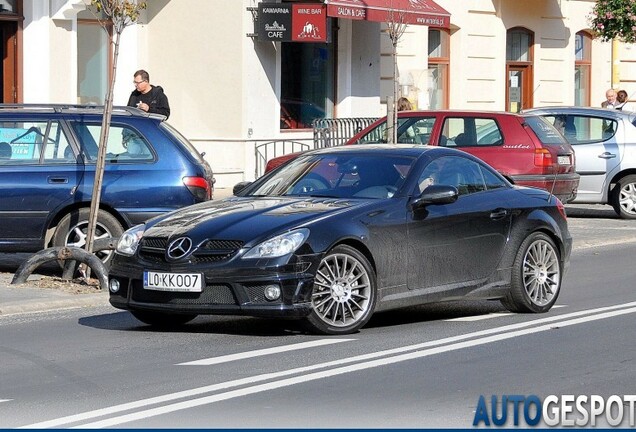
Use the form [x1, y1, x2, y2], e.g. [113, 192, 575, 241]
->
[108, 252, 322, 318]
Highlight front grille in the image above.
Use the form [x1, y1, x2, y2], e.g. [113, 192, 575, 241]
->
[131, 282, 237, 305]
[138, 237, 243, 264]
[139, 237, 169, 262]
[192, 239, 243, 264]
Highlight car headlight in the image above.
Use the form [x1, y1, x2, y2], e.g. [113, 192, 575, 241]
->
[115, 224, 145, 256]
[243, 228, 309, 259]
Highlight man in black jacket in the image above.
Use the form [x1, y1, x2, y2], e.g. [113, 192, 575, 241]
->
[127, 69, 171, 119]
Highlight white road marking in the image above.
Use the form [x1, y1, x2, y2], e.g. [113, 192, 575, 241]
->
[0, 399, 12, 403]
[23, 301, 636, 429]
[446, 312, 514, 322]
[177, 338, 353, 366]
[446, 305, 566, 322]
[73, 305, 636, 429]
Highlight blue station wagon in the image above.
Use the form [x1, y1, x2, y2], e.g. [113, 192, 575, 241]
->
[0, 104, 215, 263]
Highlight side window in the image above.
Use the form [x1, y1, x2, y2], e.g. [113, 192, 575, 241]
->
[358, 123, 387, 144]
[0, 120, 72, 164]
[481, 165, 508, 190]
[417, 156, 486, 195]
[441, 117, 478, 147]
[442, 117, 501, 147]
[70, 122, 153, 162]
[544, 115, 616, 144]
[475, 119, 503, 145]
[43, 122, 74, 163]
[398, 117, 436, 145]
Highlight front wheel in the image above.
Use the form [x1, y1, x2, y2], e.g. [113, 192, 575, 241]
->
[52, 208, 124, 267]
[502, 232, 562, 313]
[305, 245, 377, 335]
[610, 174, 636, 219]
[131, 310, 198, 327]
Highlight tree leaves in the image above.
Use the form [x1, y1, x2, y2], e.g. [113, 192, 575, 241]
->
[589, 0, 636, 43]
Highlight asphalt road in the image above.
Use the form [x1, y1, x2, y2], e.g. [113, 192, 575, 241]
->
[0, 204, 635, 428]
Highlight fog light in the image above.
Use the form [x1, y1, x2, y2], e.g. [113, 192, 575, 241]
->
[263, 284, 281, 301]
[109, 279, 120, 293]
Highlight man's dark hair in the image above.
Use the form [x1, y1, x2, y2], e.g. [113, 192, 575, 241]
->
[134, 69, 150, 82]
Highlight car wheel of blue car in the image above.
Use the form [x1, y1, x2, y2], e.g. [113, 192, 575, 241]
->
[503, 232, 561, 313]
[305, 245, 377, 335]
[52, 208, 124, 267]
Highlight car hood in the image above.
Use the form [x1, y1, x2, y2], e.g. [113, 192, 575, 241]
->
[144, 196, 363, 244]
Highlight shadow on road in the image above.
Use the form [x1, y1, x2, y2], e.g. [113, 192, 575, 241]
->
[565, 205, 619, 219]
[78, 300, 509, 336]
[78, 311, 305, 336]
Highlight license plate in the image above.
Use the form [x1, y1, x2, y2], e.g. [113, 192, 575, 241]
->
[143, 271, 203, 292]
[557, 155, 570, 165]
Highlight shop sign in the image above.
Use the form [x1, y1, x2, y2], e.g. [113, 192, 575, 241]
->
[258, 3, 292, 42]
[291, 4, 327, 42]
[258, 3, 328, 43]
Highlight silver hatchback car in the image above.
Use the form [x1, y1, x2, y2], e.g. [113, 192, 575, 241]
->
[526, 107, 636, 219]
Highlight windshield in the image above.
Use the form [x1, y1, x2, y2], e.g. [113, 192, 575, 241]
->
[248, 153, 416, 199]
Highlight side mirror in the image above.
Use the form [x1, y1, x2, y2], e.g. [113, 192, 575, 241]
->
[410, 184, 459, 211]
[233, 181, 252, 195]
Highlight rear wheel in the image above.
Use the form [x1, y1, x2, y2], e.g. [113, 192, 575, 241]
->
[52, 208, 124, 267]
[610, 174, 636, 219]
[502, 232, 561, 313]
[131, 310, 198, 327]
[305, 245, 377, 335]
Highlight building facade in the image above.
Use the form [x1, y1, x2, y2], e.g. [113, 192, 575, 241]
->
[4, 0, 635, 187]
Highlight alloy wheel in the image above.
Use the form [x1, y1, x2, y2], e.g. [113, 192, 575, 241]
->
[312, 252, 372, 328]
[522, 239, 560, 307]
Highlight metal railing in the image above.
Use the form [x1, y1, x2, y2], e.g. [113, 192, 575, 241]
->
[313, 117, 379, 148]
[254, 140, 311, 178]
[253, 118, 379, 178]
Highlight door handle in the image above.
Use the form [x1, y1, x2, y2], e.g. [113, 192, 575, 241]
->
[47, 176, 69, 184]
[599, 152, 616, 159]
[490, 209, 508, 220]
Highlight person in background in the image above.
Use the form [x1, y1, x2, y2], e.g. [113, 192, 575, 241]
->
[616, 90, 634, 111]
[397, 97, 415, 141]
[397, 97, 413, 111]
[127, 69, 171, 119]
[601, 88, 618, 109]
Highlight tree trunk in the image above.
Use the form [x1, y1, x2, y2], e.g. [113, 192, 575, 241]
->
[85, 30, 122, 257]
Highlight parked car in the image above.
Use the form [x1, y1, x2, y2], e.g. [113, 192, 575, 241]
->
[525, 106, 636, 219]
[0, 104, 215, 263]
[108, 145, 571, 335]
[265, 110, 580, 204]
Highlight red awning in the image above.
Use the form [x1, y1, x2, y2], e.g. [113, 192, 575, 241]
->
[325, 0, 450, 28]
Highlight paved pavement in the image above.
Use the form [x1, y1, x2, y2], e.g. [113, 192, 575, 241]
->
[0, 200, 634, 317]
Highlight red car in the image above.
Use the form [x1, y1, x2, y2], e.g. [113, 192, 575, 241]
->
[265, 110, 580, 203]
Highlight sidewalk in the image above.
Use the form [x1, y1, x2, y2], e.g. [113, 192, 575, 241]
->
[0, 272, 109, 316]
[0, 188, 235, 316]
[0, 202, 630, 317]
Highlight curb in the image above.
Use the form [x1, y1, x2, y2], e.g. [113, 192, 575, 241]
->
[0, 288, 109, 316]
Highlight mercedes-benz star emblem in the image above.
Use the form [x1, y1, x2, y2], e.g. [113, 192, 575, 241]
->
[166, 237, 193, 260]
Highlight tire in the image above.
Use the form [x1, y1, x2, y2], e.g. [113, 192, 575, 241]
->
[131, 310, 197, 327]
[305, 245, 377, 335]
[502, 232, 562, 313]
[52, 208, 124, 267]
[610, 174, 636, 219]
